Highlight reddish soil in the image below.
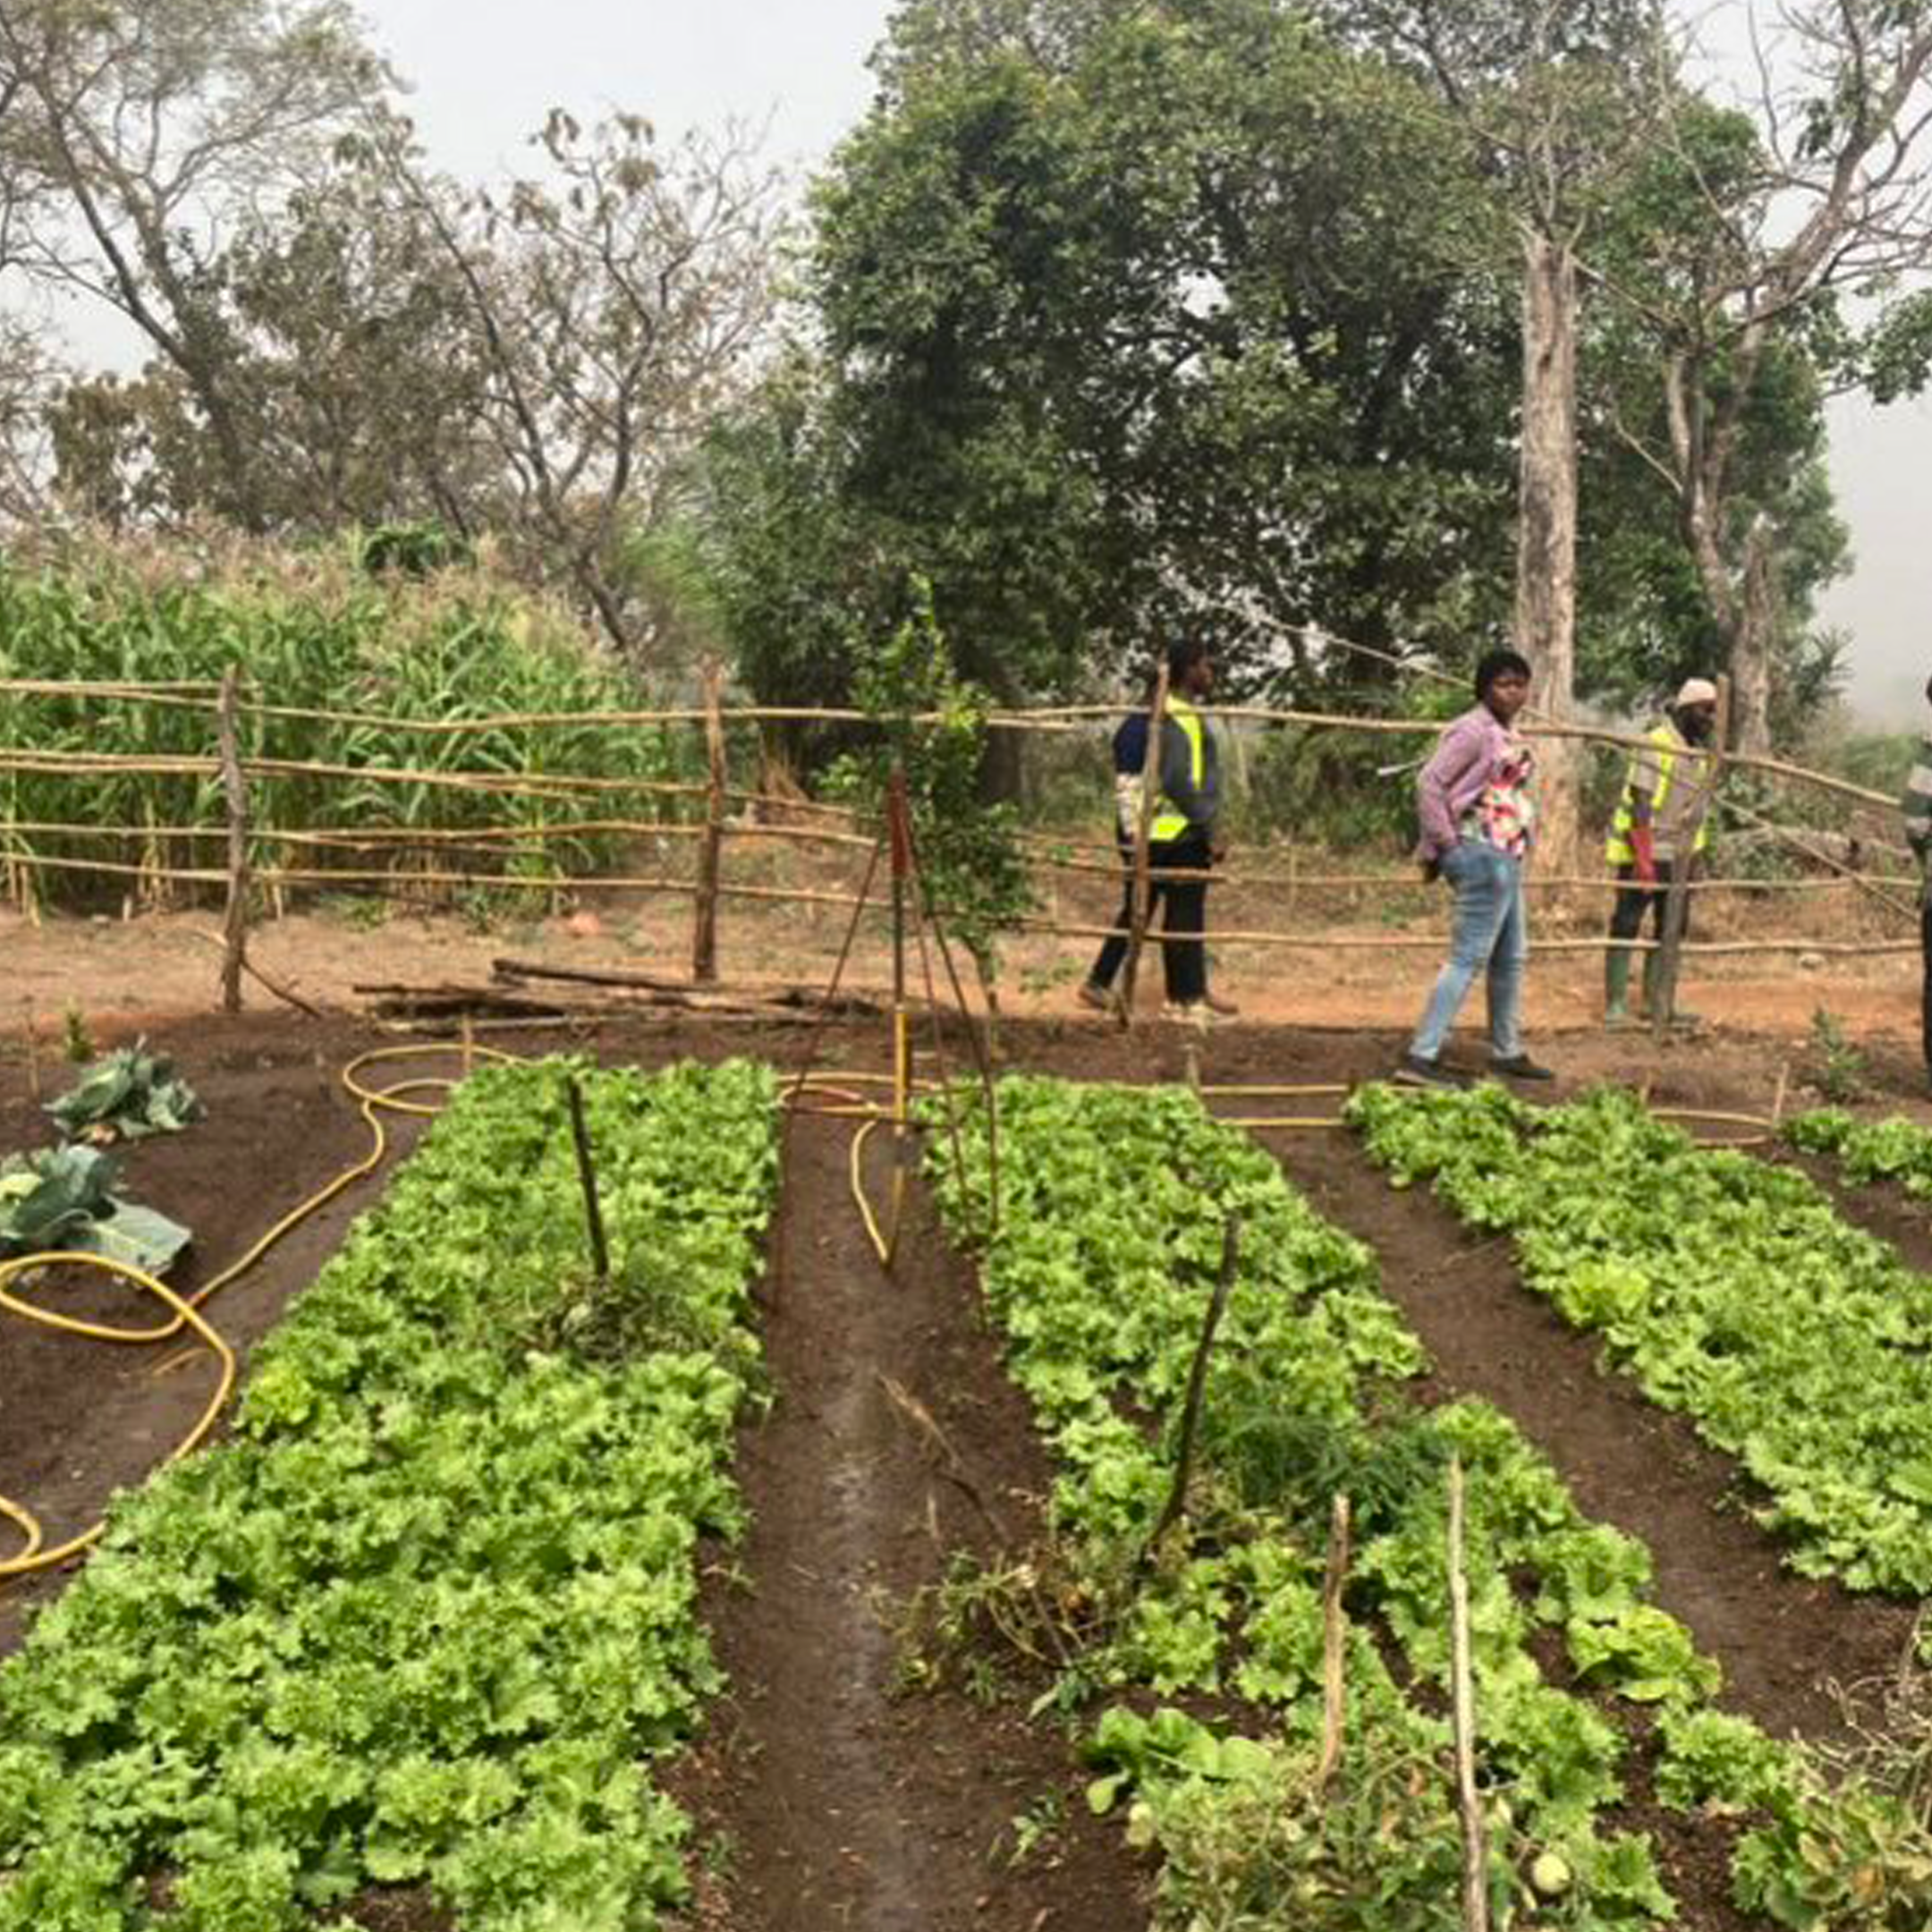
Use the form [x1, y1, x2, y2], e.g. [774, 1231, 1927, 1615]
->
[664, 1123, 1146, 1932]
[4, 996, 1932, 1929]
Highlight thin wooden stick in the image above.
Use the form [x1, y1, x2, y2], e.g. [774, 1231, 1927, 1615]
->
[21, 1000, 39, 1102]
[691, 660, 728, 983]
[0, 748, 707, 801]
[0, 676, 1903, 810]
[1, 846, 1916, 958]
[183, 929, 326, 1018]
[1448, 1456, 1490, 1932]
[1317, 1493, 1352, 1793]
[5, 821, 1910, 894]
[216, 666, 250, 1014]
[564, 1076, 610, 1284]
[902, 811, 1003, 1236]
[1145, 1216, 1241, 1558]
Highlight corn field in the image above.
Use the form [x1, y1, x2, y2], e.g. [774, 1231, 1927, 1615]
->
[0, 543, 700, 914]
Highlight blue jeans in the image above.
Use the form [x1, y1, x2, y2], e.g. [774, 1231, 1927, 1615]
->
[1410, 841, 1527, 1063]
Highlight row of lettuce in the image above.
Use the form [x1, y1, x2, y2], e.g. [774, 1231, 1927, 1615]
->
[8, 1057, 1931, 1928]
[0, 1058, 779, 1932]
[925, 1077, 1932, 1930]
[1352, 1083, 1932, 1596]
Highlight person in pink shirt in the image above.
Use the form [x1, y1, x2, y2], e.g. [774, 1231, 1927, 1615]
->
[1395, 648, 1557, 1089]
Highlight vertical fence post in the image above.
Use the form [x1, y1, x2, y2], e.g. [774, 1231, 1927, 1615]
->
[1118, 665, 1172, 1027]
[1651, 674, 1728, 1042]
[216, 665, 250, 1014]
[691, 660, 727, 984]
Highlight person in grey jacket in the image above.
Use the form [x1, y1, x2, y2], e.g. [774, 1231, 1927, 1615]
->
[1079, 636, 1236, 1022]
[1395, 648, 1555, 1088]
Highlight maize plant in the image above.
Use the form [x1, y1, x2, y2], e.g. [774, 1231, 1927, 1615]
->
[0, 540, 701, 915]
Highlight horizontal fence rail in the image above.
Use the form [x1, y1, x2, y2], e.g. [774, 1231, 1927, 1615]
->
[1, 678, 1914, 1016]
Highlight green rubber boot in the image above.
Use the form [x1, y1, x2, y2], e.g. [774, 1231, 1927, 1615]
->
[1604, 949, 1640, 1030]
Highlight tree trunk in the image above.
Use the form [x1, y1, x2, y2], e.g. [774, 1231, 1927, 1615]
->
[1516, 230, 1581, 882]
[1731, 514, 1777, 757]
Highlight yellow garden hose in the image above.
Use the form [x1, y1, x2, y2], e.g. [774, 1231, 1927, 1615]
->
[0, 1043, 515, 1580]
[0, 1256, 236, 1572]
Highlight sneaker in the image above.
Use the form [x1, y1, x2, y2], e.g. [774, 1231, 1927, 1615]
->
[1076, 980, 1114, 1013]
[1161, 1000, 1213, 1028]
[1203, 991, 1241, 1018]
[1604, 1006, 1643, 1032]
[1490, 1053, 1556, 1082]
[1392, 1052, 1463, 1089]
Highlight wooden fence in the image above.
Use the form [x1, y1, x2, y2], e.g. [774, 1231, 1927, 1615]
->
[0, 677, 1917, 1019]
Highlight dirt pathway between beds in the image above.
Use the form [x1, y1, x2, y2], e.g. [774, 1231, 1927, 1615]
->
[665, 1114, 1144, 1932]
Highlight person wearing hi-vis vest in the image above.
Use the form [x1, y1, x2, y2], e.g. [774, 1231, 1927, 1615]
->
[1603, 678, 1719, 1030]
[1078, 635, 1235, 1025]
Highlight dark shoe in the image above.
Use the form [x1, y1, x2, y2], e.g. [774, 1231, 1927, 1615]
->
[1491, 1054, 1555, 1082]
[1203, 991, 1241, 1018]
[1393, 1052, 1464, 1090]
[1076, 980, 1114, 1013]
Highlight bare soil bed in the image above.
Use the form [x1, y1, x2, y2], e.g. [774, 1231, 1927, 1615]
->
[4, 1004, 1929, 1928]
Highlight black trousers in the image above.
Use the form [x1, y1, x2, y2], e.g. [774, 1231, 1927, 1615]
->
[1089, 829, 1210, 1002]
[1608, 860, 1691, 946]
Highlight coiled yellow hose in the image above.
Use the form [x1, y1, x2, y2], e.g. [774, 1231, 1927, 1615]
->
[0, 1043, 513, 1580]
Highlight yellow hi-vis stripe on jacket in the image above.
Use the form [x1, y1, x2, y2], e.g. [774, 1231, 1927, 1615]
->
[1151, 699, 1205, 843]
[1605, 723, 1710, 865]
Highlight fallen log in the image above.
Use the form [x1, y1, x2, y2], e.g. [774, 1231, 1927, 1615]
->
[354, 974, 852, 1029]
[490, 955, 884, 1016]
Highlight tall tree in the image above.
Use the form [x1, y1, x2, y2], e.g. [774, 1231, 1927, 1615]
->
[31, 98, 786, 665]
[0, 0, 381, 529]
[1326, 0, 1666, 867]
[1597, 1, 1932, 753]
[337, 108, 784, 657]
[786, 0, 1521, 716]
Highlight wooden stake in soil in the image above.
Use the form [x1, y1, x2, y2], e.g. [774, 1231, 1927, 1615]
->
[21, 1002, 39, 1102]
[216, 665, 251, 1014]
[1448, 1456, 1490, 1932]
[1119, 665, 1171, 1030]
[691, 659, 728, 983]
[564, 1076, 610, 1284]
[1146, 1215, 1241, 1558]
[886, 767, 915, 1267]
[1317, 1492, 1352, 1794]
